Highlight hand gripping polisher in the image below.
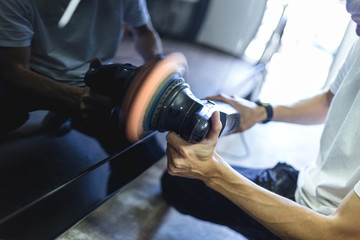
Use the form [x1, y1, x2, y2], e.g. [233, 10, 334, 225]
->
[84, 53, 240, 143]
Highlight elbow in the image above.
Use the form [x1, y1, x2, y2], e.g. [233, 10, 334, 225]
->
[323, 216, 360, 240]
[317, 90, 334, 123]
[326, 229, 360, 240]
[325, 90, 334, 108]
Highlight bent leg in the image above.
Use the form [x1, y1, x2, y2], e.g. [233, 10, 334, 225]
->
[161, 163, 298, 240]
[0, 97, 31, 135]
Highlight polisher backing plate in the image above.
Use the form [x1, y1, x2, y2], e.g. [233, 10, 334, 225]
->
[122, 53, 187, 142]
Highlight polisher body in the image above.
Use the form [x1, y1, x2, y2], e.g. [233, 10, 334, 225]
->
[84, 53, 240, 143]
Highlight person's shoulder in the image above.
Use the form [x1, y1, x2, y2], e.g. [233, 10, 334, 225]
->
[346, 39, 360, 61]
[353, 39, 360, 55]
[354, 181, 360, 198]
[0, 0, 31, 8]
[0, 0, 33, 14]
[124, 0, 147, 9]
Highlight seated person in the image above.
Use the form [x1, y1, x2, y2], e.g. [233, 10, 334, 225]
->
[162, 0, 360, 239]
[0, 0, 162, 153]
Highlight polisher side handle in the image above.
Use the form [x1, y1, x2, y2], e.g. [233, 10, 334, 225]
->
[84, 63, 139, 106]
[189, 100, 240, 142]
[213, 101, 240, 137]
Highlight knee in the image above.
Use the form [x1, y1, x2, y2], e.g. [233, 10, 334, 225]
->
[160, 171, 192, 204]
[0, 111, 29, 134]
[160, 171, 177, 202]
[160, 171, 199, 215]
[160, 171, 206, 205]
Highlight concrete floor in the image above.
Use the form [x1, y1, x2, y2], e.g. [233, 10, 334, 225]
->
[56, 37, 324, 240]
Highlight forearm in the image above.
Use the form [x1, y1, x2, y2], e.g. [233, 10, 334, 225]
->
[271, 90, 333, 125]
[204, 155, 344, 240]
[206, 91, 332, 133]
[4, 65, 83, 114]
[132, 24, 163, 61]
[167, 111, 360, 239]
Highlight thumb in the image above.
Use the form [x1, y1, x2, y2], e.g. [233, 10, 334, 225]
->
[89, 57, 103, 69]
[205, 111, 222, 143]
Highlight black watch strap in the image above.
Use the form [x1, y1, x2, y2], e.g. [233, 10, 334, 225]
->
[255, 100, 273, 124]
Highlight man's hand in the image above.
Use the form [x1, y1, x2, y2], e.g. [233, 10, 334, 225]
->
[79, 86, 112, 125]
[78, 58, 113, 125]
[207, 94, 267, 132]
[166, 111, 231, 182]
[167, 112, 360, 240]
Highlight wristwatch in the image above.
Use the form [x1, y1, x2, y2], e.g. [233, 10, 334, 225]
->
[255, 100, 273, 124]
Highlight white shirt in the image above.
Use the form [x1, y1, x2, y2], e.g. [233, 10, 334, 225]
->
[295, 39, 360, 215]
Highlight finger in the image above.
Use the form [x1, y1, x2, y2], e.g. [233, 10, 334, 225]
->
[206, 93, 229, 102]
[83, 89, 112, 106]
[207, 94, 236, 106]
[166, 143, 172, 165]
[166, 142, 178, 159]
[166, 144, 179, 175]
[166, 131, 190, 148]
[205, 111, 222, 143]
[167, 147, 183, 170]
[89, 57, 103, 68]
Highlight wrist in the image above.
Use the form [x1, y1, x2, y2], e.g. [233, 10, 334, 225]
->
[59, 85, 84, 115]
[203, 153, 235, 186]
[255, 105, 268, 123]
[205, 159, 245, 192]
[255, 100, 273, 124]
[70, 86, 84, 107]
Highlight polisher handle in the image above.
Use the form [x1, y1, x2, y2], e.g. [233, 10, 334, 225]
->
[187, 100, 240, 142]
[213, 101, 241, 137]
[84, 63, 139, 106]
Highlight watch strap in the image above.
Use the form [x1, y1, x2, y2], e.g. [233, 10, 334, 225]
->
[255, 100, 273, 124]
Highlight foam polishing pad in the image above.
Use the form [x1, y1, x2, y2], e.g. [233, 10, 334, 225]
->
[122, 53, 187, 142]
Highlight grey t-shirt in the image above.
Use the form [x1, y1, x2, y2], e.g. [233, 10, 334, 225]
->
[0, 0, 149, 87]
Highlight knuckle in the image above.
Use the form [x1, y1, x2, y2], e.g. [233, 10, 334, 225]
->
[173, 159, 183, 169]
[220, 93, 229, 98]
[80, 103, 87, 113]
[81, 95, 90, 104]
[165, 133, 171, 142]
[218, 93, 226, 99]
[178, 147, 188, 158]
[167, 167, 176, 176]
[216, 121, 223, 132]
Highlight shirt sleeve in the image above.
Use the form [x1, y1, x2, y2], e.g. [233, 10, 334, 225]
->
[355, 180, 360, 198]
[330, 39, 360, 95]
[123, 0, 150, 27]
[0, 0, 34, 47]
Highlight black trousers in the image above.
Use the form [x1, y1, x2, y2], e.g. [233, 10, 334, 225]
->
[161, 162, 299, 240]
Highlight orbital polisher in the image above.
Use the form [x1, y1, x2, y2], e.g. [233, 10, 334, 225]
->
[84, 53, 240, 143]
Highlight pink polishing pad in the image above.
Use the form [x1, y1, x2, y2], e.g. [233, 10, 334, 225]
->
[122, 53, 187, 142]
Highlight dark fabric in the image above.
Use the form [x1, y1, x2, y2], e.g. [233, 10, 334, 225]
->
[70, 110, 131, 154]
[0, 95, 129, 154]
[0, 95, 33, 134]
[0, 109, 29, 135]
[161, 162, 299, 240]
